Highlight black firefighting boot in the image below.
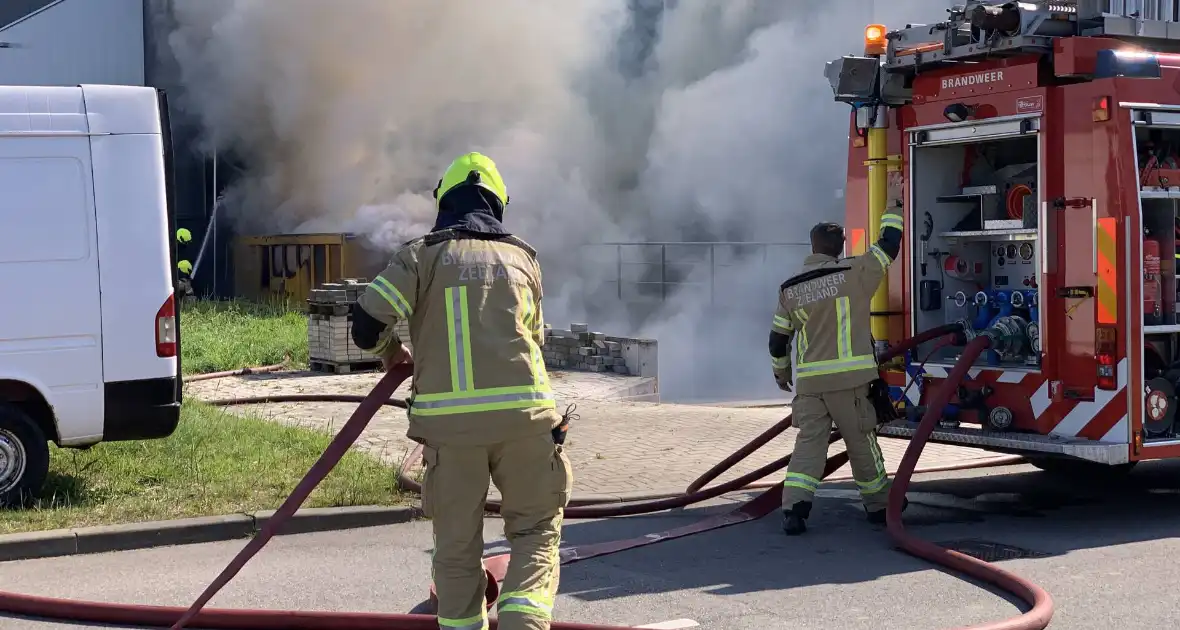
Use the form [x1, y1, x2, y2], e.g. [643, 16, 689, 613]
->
[782, 501, 812, 536]
[866, 497, 909, 525]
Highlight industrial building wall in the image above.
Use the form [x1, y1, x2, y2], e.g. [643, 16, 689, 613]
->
[143, 0, 234, 299]
[0, 0, 145, 86]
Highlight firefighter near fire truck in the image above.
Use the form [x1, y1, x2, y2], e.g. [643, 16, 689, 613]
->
[771, 217, 907, 535]
[819, 1, 1180, 471]
[351, 152, 571, 630]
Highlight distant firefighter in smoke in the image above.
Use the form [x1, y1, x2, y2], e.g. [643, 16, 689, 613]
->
[350, 152, 571, 630]
[769, 216, 909, 536]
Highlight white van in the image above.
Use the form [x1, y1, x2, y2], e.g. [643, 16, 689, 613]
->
[0, 84, 181, 506]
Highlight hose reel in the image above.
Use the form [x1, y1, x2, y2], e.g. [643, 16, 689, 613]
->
[1145, 376, 1177, 437]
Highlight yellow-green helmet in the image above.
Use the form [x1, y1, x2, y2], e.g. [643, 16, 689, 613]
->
[178, 260, 193, 275]
[176, 228, 192, 244]
[433, 152, 508, 209]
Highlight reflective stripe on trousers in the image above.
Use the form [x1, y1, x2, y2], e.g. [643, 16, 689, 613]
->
[784, 471, 820, 494]
[437, 612, 489, 630]
[497, 590, 555, 621]
[858, 435, 888, 495]
[410, 285, 555, 416]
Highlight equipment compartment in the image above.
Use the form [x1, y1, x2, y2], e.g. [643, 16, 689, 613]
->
[909, 133, 1042, 371]
[1136, 124, 1180, 194]
[1140, 198, 1177, 328]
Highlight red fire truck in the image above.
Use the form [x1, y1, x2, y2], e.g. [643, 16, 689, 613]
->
[827, 1, 1180, 471]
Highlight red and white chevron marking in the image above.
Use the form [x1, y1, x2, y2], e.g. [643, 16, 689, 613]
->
[905, 359, 1130, 443]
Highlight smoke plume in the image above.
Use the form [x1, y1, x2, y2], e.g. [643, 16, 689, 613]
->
[157, 0, 956, 401]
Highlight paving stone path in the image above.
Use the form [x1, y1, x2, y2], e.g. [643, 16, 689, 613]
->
[187, 371, 1007, 499]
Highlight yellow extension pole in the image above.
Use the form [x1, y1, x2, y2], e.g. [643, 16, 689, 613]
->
[866, 122, 890, 348]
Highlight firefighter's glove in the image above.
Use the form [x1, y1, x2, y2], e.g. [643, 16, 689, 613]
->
[774, 369, 793, 393]
[553, 403, 577, 445]
[867, 378, 900, 425]
[381, 343, 412, 373]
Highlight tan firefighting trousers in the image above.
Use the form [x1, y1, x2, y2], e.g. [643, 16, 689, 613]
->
[782, 383, 890, 512]
[422, 433, 573, 630]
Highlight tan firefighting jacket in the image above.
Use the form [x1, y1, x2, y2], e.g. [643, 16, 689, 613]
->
[771, 213, 903, 394]
[356, 231, 558, 446]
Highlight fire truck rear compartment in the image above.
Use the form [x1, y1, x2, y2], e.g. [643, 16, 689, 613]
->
[1136, 120, 1180, 442]
[909, 133, 1042, 375]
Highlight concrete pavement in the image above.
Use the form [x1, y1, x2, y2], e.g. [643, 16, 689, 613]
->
[4, 460, 1180, 629]
[187, 370, 1007, 499]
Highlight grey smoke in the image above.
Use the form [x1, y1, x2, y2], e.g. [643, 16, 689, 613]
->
[157, 0, 956, 402]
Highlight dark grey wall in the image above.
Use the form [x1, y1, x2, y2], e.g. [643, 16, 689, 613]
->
[143, 0, 233, 298]
[0, 0, 55, 30]
[0, 0, 145, 86]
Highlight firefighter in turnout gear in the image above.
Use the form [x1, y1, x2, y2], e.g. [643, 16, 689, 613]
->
[175, 228, 195, 299]
[769, 215, 908, 535]
[351, 152, 572, 630]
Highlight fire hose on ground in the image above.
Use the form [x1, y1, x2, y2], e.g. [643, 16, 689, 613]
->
[0, 323, 1054, 630]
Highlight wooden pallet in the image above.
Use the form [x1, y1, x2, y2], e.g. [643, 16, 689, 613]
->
[309, 359, 382, 375]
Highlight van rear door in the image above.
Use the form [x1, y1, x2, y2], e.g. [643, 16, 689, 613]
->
[82, 85, 180, 441]
[0, 86, 105, 444]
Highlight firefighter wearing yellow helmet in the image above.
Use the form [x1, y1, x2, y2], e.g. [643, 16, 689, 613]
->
[352, 152, 570, 630]
[175, 228, 195, 297]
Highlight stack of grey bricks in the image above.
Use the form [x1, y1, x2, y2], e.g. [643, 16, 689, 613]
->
[543, 323, 631, 374]
[307, 279, 412, 372]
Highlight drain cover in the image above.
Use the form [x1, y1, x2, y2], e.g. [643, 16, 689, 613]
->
[937, 538, 1049, 562]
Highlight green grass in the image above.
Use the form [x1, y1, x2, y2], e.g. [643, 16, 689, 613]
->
[179, 298, 309, 374]
[3, 402, 405, 535]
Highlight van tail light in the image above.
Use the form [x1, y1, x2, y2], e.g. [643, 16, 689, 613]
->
[1096, 325, 1117, 390]
[156, 293, 177, 358]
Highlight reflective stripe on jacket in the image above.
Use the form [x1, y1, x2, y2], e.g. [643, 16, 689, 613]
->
[771, 213, 902, 394]
[356, 230, 559, 446]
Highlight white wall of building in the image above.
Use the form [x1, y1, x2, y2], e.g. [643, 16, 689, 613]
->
[0, 0, 145, 86]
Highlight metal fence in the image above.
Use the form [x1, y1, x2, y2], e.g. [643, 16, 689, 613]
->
[578, 241, 811, 305]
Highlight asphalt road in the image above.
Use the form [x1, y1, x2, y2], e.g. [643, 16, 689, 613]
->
[3, 460, 1179, 630]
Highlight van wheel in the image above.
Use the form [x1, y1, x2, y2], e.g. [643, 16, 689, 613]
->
[0, 403, 50, 508]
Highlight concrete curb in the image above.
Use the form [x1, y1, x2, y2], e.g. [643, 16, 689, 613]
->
[0, 505, 420, 563]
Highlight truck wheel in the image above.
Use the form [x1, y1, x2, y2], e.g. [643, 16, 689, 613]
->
[1026, 456, 1136, 478]
[0, 403, 50, 508]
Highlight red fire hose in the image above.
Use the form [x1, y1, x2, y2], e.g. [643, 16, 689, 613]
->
[0, 324, 1054, 629]
[887, 335, 1053, 630]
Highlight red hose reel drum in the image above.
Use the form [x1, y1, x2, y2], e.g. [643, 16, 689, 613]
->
[1006, 184, 1033, 220]
[1145, 377, 1176, 437]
